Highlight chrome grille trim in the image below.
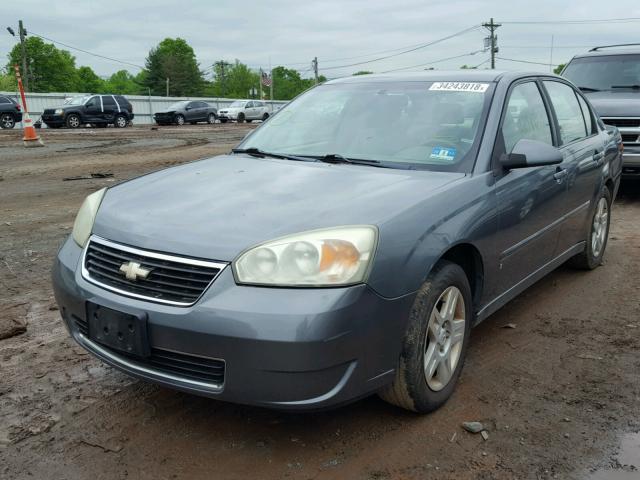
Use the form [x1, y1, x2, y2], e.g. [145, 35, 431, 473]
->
[81, 235, 227, 307]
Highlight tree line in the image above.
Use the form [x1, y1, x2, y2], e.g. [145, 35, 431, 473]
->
[1, 37, 326, 100]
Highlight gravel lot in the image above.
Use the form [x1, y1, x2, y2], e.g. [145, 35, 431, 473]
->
[1, 126, 639, 480]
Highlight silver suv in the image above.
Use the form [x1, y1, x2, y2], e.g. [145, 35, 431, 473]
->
[562, 44, 640, 178]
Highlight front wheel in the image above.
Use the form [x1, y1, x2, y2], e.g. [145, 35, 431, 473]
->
[207, 113, 216, 124]
[379, 261, 472, 413]
[0, 113, 16, 129]
[568, 188, 612, 270]
[174, 114, 185, 126]
[66, 114, 81, 129]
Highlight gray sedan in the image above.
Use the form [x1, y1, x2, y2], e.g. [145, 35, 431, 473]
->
[53, 71, 622, 413]
[153, 100, 217, 126]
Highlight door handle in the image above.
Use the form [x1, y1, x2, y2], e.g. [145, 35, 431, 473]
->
[553, 168, 568, 183]
[593, 150, 605, 166]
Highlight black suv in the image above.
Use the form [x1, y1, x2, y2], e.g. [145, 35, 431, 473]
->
[562, 44, 640, 177]
[0, 95, 23, 129]
[41, 94, 134, 129]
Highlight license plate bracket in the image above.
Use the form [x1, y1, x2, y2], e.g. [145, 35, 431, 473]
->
[87, 303, 150, 358]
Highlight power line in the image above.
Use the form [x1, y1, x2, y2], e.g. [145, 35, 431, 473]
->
[318, 25, 481, 71]
[496, 56, 559, 67]
[379, 50, 485, 73]
[28, 31, 145, 70]
[499, 17, 640, 24]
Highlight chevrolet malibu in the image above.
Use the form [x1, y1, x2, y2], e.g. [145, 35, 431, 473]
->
[53, 71, 622, 413]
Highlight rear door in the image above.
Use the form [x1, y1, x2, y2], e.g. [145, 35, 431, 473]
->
[101, 95, 117, 123]
[541, 80, 603, 254]
[493, 79, 567, 295]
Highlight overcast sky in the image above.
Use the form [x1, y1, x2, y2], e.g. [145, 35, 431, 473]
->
[2, 0, 640, 79]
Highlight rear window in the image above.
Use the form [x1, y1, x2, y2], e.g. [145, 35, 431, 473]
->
[563, 54, 640, 91]
[115, 95, 129, 105]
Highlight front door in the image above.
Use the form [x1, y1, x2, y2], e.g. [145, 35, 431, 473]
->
[492, 80, 567, 297]
[83, 96, 102, 123]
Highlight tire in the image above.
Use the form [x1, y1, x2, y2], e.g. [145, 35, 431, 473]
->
[114, 114, 127, 128]
[0, 113, 16, 129]
[262, 112, 269, 121]
[66, 114, 81, 129]
[174, 114, 185, 126]
[378, 261, 472, 413]
[237, 113, 245, 123]
[207, 113, 216, 124]
[568, 187, 612, 270]
[220, 118, 228, 123]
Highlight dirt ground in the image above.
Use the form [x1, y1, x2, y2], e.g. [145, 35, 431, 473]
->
[0, 126, 639, 480]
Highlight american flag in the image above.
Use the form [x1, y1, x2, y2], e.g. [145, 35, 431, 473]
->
[261, 71, 272, 87]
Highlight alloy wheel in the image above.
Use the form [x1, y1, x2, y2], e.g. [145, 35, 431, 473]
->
[424, 286, 466, 391]
[0, 113, 15, 129]
[115, 116, 127, 128]
[591, 197, 609, 258]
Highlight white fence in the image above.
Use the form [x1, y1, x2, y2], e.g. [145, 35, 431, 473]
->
[0, 91, 288, 126]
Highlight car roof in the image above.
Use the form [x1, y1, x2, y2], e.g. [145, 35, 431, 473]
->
[573, 47, 640, 59]
[325, 70, 562, 85]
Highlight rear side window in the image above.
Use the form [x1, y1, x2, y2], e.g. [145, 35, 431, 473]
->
[576, 95, 594, 135]
[102, 96, 116, 106]
[115, 95, 129, 105]
[502, 82, 553, 153]
[543, 81, 587, 144]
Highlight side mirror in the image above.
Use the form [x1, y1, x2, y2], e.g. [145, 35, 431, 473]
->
[500, 139, 563, 169]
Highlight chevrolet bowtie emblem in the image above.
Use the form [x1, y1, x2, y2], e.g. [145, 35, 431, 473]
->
[119, 261, 151, 281]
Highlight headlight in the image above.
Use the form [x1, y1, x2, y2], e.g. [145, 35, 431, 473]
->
[234, 226, 377, 286]
[72, 188, 107, 247]
[54, 109, 63, 115]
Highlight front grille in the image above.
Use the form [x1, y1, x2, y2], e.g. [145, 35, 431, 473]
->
[146, 347, 225, 384]
[72, 314, 89, 336]
[622, 133, 640, 143]
[602, 118, 640, 128]
[83, 237, 225, 306]
[43, 108, 55, 115]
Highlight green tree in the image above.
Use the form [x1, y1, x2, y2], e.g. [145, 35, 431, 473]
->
[352, 71, 373, 76]
[104, 70, 139, 94]
[7, 36, 78, 92]
[270, 66, 319, 100]
[0, 72, 17, 91]
[76, 66, 104, 93]
[142, 38, 204, 96]
[553, 63, 566, 75]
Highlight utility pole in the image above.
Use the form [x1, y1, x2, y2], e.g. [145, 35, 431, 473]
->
[312, 57, 318, 84]
[166, 77, 169, 97]
[482, 18, 501, 69]
[549, 34, 555, 73]
[214, 60, 232, 96]
[18, 20, 28, 91]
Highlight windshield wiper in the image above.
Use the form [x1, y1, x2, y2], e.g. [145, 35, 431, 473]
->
[578, 86, 600, 92]
[231, 147, 314, 162]
[307, 153, 390, 167]
[611, 85, 640, 90]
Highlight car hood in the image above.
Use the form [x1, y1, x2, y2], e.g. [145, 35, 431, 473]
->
[154, 109, 177, 115]
[92, 155, 465, 261]
[220, 107, 241, 112]
[584, 90, 640, 117]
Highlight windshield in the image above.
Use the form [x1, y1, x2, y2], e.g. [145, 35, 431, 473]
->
[239, 81, 493, 171]
[229, 101, 247, 108]
[563, 54, 640, 90]
[64, 95, 90, 106]
[167, 101, 188, 110]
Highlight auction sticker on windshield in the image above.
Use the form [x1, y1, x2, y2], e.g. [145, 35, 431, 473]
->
[429, 82, 489, 93]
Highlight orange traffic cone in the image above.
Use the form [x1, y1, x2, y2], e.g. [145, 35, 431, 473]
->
[22, 110, 44, 147]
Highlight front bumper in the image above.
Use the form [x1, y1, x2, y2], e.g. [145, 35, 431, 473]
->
[52, 236, 413, 410]
[218, 112, 238, 120]
[41, 114, 64, 126]
[622, 149, 640, 177]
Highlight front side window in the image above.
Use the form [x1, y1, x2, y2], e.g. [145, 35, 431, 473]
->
[240, 81, 495, 171]
[501, 82, 553, 153]
[65, 95, 90, 106]
[229, 101, 246, 108]
[544, 81, 587, 144]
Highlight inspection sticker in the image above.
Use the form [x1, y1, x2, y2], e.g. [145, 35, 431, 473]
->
[429, 82, 489, 93]
[430, 147, 457, 162]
